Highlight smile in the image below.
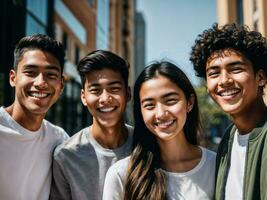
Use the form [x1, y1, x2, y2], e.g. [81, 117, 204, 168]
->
[155, 120, 175, 128]
[218, 89, 240, 96]
[28, 91, 50, 98]
[98, 107, 116, 113]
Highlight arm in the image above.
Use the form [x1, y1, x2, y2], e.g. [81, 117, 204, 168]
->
[49, 156, 71, 200]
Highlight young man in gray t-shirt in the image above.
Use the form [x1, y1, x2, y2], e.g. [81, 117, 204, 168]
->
[50, 50, 133, 200]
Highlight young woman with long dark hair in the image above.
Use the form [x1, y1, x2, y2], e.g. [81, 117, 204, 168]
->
[103, 61, 216, 200]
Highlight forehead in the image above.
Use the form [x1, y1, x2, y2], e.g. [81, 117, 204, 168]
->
[206, 49, 247, 66]
[18, 49, 61, 72]
[84, 68, 124, 85]
[140, 75, 183, 99]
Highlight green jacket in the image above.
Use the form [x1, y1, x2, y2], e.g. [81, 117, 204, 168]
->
[215, 114, 267, 200]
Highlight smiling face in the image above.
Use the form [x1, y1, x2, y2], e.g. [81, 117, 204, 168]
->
[139, 75, 194, 143]
[81, 68, 130, 129]
[206, 49, 266, 116]
[9, 49, 64, 117]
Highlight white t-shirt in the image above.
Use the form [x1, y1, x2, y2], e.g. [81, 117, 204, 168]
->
[0, 107, 69, 200]
[103, 146, 216, 200]
[225, 130, 250, 200]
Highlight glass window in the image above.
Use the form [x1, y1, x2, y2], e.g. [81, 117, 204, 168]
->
[75, 45, 80, 64]
[25, 0, 48, 35]
[26, 0, 48, 25]
[87, 0, 94, 7]
[236, 0, 243, 24]
[26, 15, 46, 35]
[96, 0, 109, 49]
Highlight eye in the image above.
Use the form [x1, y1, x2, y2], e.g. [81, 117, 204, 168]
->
[207, 70, 220, 78]
[89, 88, 100, 94]
[231, 67, 243, 74]
[24, 70, 36, 77]
[142, 103, 155, 110]
[166, 98, 178, 105]
[47, 72, 60, 79]
[110, 87, 121, 93]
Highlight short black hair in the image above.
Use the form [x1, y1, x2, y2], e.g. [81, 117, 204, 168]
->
[190, 23, 267, 78]
[14, 34, 65, 72]
[77, 50, 129, 88]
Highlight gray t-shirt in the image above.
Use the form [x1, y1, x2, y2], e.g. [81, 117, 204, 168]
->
[50, 124, 133, 200]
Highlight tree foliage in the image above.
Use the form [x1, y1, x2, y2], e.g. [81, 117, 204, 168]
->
[195, 81, 229, 131]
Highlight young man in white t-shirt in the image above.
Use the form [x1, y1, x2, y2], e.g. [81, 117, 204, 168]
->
[50, 50, 133, 200]
[0, 34, 69, 200]
[190, 23, 267, 199]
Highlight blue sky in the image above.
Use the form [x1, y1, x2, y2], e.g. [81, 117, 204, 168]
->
[136, 0, 216, 85]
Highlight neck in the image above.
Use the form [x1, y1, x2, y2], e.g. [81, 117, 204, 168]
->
[158, 132, 201, 172]
[5, 104, 44, 131]
[231, 100, 267, 134]
[90, 121, 128, 149]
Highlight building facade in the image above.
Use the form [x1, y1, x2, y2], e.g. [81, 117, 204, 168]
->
[0, 0, 140, 134]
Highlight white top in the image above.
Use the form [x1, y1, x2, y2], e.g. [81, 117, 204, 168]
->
[0, 107, 69, 200]
[225, 130, 250, 200]
[103, 146, 216, 200]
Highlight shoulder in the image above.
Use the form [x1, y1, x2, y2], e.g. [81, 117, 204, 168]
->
[202, 147, 216, 162]
[53, 128, 88, 159]
[107, 156, 130, 178]
[43, 119, 69, 141]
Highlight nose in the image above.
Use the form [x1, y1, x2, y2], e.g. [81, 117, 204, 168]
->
[99, 90, 112, 104]
[219, 70, 233, 87]
[34, 73, 48, 89]
[155, 104, 168, 119]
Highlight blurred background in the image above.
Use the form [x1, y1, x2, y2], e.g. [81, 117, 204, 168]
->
[1, 0, 267, 150]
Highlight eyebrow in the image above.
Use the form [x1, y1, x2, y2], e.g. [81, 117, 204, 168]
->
[141, 92, 178, 104]
[87, 80, 123, 88]
[23, 64, 61, 73]
[206, 61, 245, 72]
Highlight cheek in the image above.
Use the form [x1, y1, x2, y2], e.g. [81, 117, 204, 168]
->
[206, 79, 216, 90]
[83, 95, 97, 107]
[141, 109, 153, 126]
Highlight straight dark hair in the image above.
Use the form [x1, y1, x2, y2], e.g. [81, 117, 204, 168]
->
[14, 34, 65, 72]
[124, 61, 201, 200]
[77, 50, 129, 88]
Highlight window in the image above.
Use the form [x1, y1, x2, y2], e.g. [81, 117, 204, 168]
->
[96, 0, 109, 49]
[25, 0, 48, 35]
[87, 0, 94, 7]
[74, 45, 80, 64]
[236, 0, 243, 24]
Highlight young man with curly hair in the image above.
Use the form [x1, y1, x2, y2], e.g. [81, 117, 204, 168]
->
[190, 23, 267, 200]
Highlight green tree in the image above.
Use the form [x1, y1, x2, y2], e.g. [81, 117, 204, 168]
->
[195, 81, 230, 134]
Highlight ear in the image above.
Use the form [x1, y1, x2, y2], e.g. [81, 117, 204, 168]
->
[80, 89, 87, 106]
[126, 86, 131, 102]
[187, 94, 195, 113]
[256, 69, 266, 87]
[9, 69, 16, 87]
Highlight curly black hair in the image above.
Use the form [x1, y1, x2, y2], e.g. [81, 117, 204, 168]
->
[190, 23, 267, 78]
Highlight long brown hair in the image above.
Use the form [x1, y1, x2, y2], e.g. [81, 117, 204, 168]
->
[124, 61, 201, 199]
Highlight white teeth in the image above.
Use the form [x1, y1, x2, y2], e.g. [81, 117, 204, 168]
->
[29, 92, 49, 98]
[219, 89, 240, 96]
[156, 120, 174, 128]
[99, 107, 115, 112]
